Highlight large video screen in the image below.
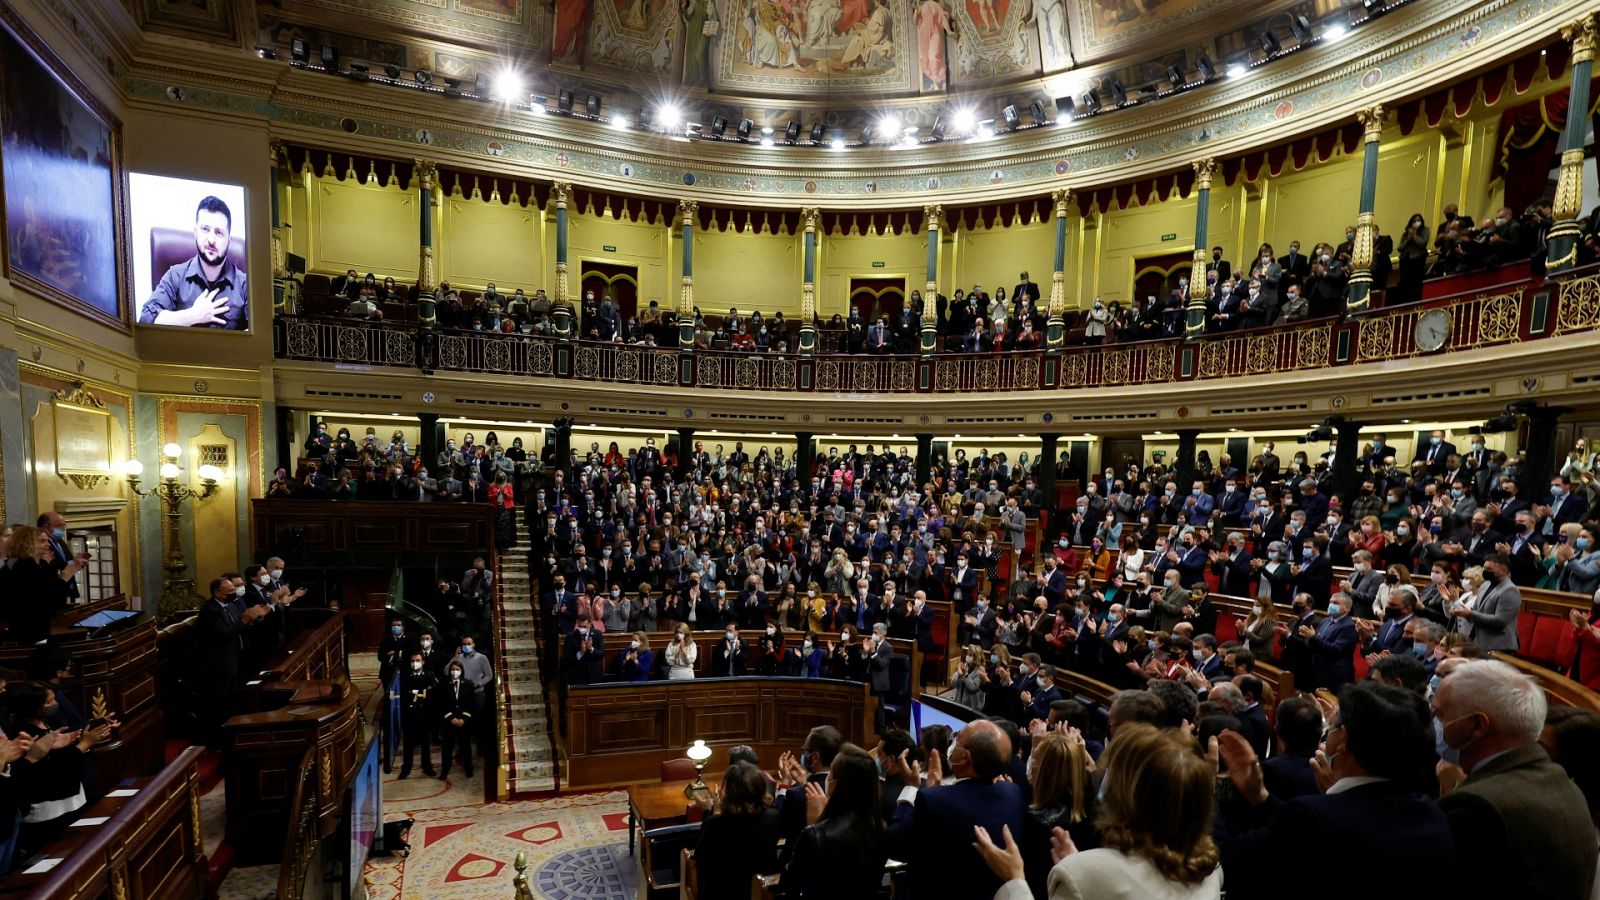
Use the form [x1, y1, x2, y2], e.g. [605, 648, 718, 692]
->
[346, 733, 382, 898]
[129, 172, 248, 331]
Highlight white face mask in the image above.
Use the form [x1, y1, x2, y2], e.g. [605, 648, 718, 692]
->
[269, 568, 283, 579]
[258, 574, 271, 586]
[411, 662, 422, 671]
[232, 585, 246, 597]
[421, 639, 433, 650]
[630, 640, 641, 649]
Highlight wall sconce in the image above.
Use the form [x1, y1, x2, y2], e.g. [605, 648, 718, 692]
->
[684, 739, 713, 799]
[126, 442, 221, 617]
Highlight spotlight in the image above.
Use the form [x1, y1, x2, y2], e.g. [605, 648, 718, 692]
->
[443, 77, 462, 96]
[1166, 65, 1185, 89]
[785, 121, 800, 143]
[291, 38, 308, 63]
[657, 104, 682, 129]
[585, 94, 601, 116]
[1055, 96, 1075, 119]
[1001, 105, 1019, 129]
[489, 68, 523, 101]
[809, 122, 825, 143]
[930, 115, 946, 139]
[256, 46, 279, 60]
[349, 62, 369, 80]
[975, 119, 996, 139]
[952, 107, 977, 133]
[530, 97, 548, 115]
[1030, 99, 1048, 125]
[1227, 62, 1247, 78]
[1361, 0, 1382, 12]
[383, 64, 401, 79]
[877, 113, 900, 137]
[830, 136, 845, 150]
[760, 136, 774, 147]
[557, 89, 574, 111]
[1289, 15, 1313, 43]
[1080, 90, 1101, 114]
[1109, 80, 1127, 106]
[473, 72, 487, 95]
[1324, 23, 1348, 42]
[1196, 55, 1216, 80]
[711, 115, 727, 137]
[415, 69, 433, 86]
[320, 44, 339, 72]
[736, 117, 753, 140]
[761, 124, 774, 135]
[1257, 30, 1281, 55]
[611, 113, 630, 129]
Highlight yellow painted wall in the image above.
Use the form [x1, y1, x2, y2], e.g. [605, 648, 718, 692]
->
[568, 211, 671, 306]
[1083, 188, 1227, 307]
[817, 231, 928, 319]
[308, 178, 420, 279]
[953, 221, 1056, 299]
[440, 191, 544, 292]
[677, 228, 803, 314]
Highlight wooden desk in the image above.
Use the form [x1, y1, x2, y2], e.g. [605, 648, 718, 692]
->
[0, 745, 206, 899]
[625, 776, 721, 856]
[565, 677, 874, 790]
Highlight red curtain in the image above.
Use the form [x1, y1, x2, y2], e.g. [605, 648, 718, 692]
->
[1492, 77, 1600, 212]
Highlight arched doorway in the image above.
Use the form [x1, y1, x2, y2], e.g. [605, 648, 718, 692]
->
[1131, 250, 1194, 307]
[580, 261, 640, 324]
[848, 278, 906, 324]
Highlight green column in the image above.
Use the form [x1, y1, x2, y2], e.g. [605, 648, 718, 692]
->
[800, 207, 819, 355]
[1185, 159, 1215, 340]
[679, 199, 697, 350]
[269, 142, 289, 315]
[550, 181, 574, 340]
[1345, 105, 1386, 316]
[920, 205, 942, 356]
[415, 160, 438, 328]
[1046, 190, 1071, 351]
[1546, 16, 1597, 278]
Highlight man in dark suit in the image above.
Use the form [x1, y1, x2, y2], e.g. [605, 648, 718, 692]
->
[1020, 664, 1063, 722]
[1546, 476, 1589, 530]
[866, 626, 895, 697]
[1261, 696, 1322, 799]
[777, 725, 840, 840]
[35, 511, 80, 602]
[1413, 430, 1457, 475]
[1434, 659, 1598, 900]
[397, 650, 439, 778]
[1206, 246, 1232, 283]
[890, 719, 1026, 900]
[1214, 682, 1454, 900]
[1011, 271, 1040, 305]
[197, 577, 267, 743]
[1291, 537, 1332, 609]
[1233, 674, 1272, 758]
[561, 614, 604, 688]
[1361, 591, 1416, 658]
[713, 624, 748, 676]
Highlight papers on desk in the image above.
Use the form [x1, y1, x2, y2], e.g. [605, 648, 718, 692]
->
[246, 680, 263, 686]
[71, 817, 110, 827]
[21, 858, 62, 874]
[106, 789, 139, 798]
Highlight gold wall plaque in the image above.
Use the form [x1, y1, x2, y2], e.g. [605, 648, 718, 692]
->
[51, 388, 113, 488]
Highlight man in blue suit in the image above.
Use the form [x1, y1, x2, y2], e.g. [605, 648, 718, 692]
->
[890, 719, 1026, 900]
[1288, 591, 1357, 689]
[1360, 591, 1416, 659]
[1214, 681, 1454, 900]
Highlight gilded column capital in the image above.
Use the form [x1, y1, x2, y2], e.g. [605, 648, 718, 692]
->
[923, 204, 944, 231]
[1191, 158, 1216, 191]
[1052, 189, 1074, 217]
[553, 181, 573, 207]
[1357, 104, 1386, 142]
[268, 139, 285, 169]
[679, 198, 699, 225]
[802, 207, 820, 232]
[1565, 13, 1598, 64]
[414, 159, 438, 192]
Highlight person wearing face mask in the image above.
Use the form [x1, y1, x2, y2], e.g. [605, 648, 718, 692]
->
[714, 624, 748, 676]
[377, 616, 412, 689]
[1340, 549, 1385, 619]
[435, 660, 478, 780]
[397, 651, 439, 779]
[616, 630, 655, 682]
[451, 635, 494, 701]
[1447, 553, 1521, 652]
[1288, 591, 1357, 690]
[1432, 659, 1595, 900]
[1210, 681, 1453, 900]
[561, 614, 604, 691]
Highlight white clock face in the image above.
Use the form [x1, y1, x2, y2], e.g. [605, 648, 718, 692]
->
[1415, 310, 1450, 351]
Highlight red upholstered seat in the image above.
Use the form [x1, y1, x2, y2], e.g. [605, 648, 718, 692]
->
[1215, 613, 1240, 646]
[1524, 614, 1571, 667]
[661, 758, 697, 781]
[1517, 610, 1539, 656]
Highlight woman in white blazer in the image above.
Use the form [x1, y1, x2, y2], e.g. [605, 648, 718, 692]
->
[976, 724, 1223, 900]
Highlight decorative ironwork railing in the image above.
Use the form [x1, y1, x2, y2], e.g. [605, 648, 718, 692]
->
[275, 272, 1600, 393]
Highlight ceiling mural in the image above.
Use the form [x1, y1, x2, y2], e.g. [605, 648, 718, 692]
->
[949, 0, 1036, 85]
[716, 0, 918, 94]
[1065, 0, 1334, 65]
[271, 0, 546, 52]
[586, 0, 679, 74]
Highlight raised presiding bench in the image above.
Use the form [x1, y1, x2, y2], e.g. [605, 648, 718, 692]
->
[0, 745, 207, 899]
[250, 498, 495, 555]
[223, 678, 362, 865]
[564, 677, 874, 790]
[257, 606, 350, 683]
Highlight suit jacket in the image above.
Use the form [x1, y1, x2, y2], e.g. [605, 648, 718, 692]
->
[1221, 779, 1454, 900]
[435, 676, 479, 722]
[866, 642, 894, 693]
[1307, 613, 1357, 689]
[1236, 703, 1271, 759]
[1459, 577, 1521, 651]
[1414, 440, 1458, 473]
[889, 778, 1027, 900]
[197, 596, 248, 675]
[712, 637, 748, 676]
[1440, 744, 1596, 900]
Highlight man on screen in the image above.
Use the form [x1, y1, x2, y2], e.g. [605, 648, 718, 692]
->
[139, 195, 247, 329]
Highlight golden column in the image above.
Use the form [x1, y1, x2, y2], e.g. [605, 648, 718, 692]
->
[1344, 104, 1386, 315]
[550, 181, 575, 339]
[679, 198, 699, 350]
[269, 141, 289, 315]
[1184, 158, 1216, 340]
[800, 206, 820, 355]
[1045, 188, 1073, 350]
[920, 204, 943, 355]
[414, 159, 439, 325]
[1548, 14, 1598, 276]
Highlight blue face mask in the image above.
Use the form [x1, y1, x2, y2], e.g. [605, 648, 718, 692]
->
[51, 527, 66, 539]
[461, 645, 474, 655]
[1327, 603, 1343, 618]
[391, 625, 403, 636]
[1579, 538, 1593, 552]
[1411, 642, 1430, 660]
[1434, 716, 1464, 765]
[989, 653, 999, 665]
[1302, 547, 1314, 559]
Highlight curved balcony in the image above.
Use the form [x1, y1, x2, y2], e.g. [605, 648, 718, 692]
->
[275, 270, 1600, 395]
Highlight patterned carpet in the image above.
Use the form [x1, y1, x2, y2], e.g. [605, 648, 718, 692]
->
[364, 788, 635, 899]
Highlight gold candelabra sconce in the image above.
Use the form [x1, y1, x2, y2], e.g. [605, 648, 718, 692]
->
[124, 443, 221, 618]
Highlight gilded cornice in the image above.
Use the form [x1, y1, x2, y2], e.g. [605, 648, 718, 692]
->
[106, 0, 1593, 206]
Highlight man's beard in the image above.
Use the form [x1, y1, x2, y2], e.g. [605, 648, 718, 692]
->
[199, 245, 225, 267]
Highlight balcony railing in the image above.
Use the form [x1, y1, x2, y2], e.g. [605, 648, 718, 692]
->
[275, 271, 1600, 394]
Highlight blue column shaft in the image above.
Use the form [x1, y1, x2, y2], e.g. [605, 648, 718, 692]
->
[681, 222, 693, 276]
[1358, 143, 1379, 212]
[1563, 59, 1594, 152]
[419, 187, 433, 247]
[556, 206, 569, 262]
[803, 231, 815, 282]
[1052, 214, 1067, 272]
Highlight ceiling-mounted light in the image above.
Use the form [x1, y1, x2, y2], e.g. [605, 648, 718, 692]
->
[736, 117, 753, 140]
[319, 44, 340, 72]
[1080, 90, 1101, 114]
[952, 107, 977, 133]
[1001, 104, 1020, 129]
[760, 135, 774, 147]
[1054, 96, 1075, 120]
[711, 115, 727, 137]
[830, 136, 845, 150]
[585, 94, 602, 116]
[657, 103, 682, 129]
[1108, 80, 1127, 106]
[930, 115, 946, 140]
[1030, 99, 1048, 125]
[415, 69, 434, 86]
[1289, 15, 1313, 43]
[1323, 23, 1348, 42]
[784, 121, 800, 143]
[1227, 62, 1247, 78]
[383, 63, 401, 79]
[557, 89, 574, 111]
[1195, 55, 1216, 80]
[877, 113, 901, 138]
[291, 38, 309, 63]
[809, 122, 825, 144]
[1258, 29, 1281, 55]
[491, 68, 524, 101]
[349, 63, 369, 81]
[1166, 65, 1185, 89]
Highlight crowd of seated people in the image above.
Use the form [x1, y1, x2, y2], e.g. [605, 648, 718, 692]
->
[540, 435, 1600, 899]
